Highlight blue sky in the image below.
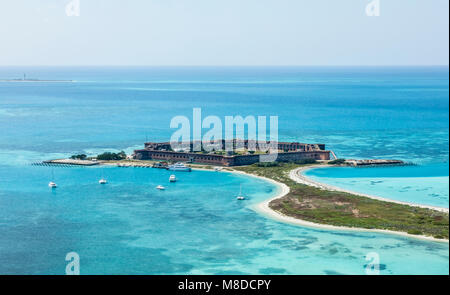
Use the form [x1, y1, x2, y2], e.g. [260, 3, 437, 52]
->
[0, 0, 448, 66]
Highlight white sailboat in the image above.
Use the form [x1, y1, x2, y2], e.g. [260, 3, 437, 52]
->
[99, 168, 107, 184]
[236, 184, 245, 200]
[48, 168, 57, 188]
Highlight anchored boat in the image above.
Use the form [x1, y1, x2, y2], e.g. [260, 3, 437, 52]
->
[48, 169, 57, 188]
[168, 162, 191, 172]
[99, 169, 107, 184]
[236, 184, 245, 200]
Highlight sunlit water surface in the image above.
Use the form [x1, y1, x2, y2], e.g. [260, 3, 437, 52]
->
[0, 67, 448, 274]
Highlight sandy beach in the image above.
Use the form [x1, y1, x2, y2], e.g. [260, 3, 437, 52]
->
[292, 165, 449, 213]
[224, 167, 449, 243]
[100, 162, 448, 242]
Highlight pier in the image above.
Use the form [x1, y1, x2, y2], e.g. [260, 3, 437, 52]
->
[37, 159, 165, 168]
[42, 159, 100, 166]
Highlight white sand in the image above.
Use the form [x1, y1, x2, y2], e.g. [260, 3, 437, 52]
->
[291, 166, 449, 213]
[222, 167, 448, 243]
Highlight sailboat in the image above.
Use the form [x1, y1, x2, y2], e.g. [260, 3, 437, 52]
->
[48, 168, 57, 188]
[236, 184, 245, 200]
[99, 168, 107, 184]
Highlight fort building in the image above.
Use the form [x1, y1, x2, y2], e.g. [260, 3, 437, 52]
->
[133, 139, 330, 166]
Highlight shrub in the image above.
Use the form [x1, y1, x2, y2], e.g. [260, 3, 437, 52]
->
[407, 229, 423, 235]
[256, 162, 280, 167]
[70, 154, 87, 160]
[96, 151, 127, 161]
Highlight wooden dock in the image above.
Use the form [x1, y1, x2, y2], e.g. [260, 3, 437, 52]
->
[35, 159, 162, 168]
[41, 159, 100, 166]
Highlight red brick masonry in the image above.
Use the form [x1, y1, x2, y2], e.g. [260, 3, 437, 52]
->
[134, 140, 330, 166]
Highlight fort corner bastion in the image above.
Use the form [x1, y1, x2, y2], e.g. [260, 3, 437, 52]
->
[133, 139, 331, 166]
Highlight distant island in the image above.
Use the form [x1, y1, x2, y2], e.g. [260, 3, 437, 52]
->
[0, 73, 74, 83]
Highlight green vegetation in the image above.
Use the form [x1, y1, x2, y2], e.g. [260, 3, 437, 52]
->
[96, 151, 126, 161]
[70, 154, 87, 160]
[234, 163, 449, 239]
[328, 158, 346, 165]
[256, 162, 281, 167]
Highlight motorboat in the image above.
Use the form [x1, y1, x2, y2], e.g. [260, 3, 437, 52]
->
[169, 175, 177, 182]
[156, 185, 166, 190]
[168, 162, 191, 172]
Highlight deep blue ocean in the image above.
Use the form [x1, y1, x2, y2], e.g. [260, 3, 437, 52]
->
[0, 66, 448, 274]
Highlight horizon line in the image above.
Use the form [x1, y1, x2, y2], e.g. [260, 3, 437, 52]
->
[0, 64, 449, 68]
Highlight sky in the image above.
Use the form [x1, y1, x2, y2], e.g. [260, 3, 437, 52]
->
[0, 0, 448, 66]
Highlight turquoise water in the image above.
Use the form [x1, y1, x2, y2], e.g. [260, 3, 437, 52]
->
[0, 166, 448, 275]
[305, 164, 449, 209]
[0, 67, 448, 274]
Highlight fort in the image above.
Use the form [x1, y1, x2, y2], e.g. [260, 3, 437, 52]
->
[133, 139, 331, 166]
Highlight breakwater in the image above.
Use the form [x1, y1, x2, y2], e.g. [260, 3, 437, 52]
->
[344, 159, 405, 166]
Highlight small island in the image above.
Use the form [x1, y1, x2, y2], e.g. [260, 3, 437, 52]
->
[235, 162, 449, 240]
[0, 74, 74, 83]
[40, 140, 449, 241]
